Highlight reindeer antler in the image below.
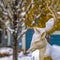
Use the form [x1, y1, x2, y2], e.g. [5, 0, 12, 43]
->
[46, 0, 58, 22]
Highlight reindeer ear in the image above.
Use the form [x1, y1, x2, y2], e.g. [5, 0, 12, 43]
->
[36, 28, 40, 33]
[41, 32, 46, 39]
[34, 27, 40, 33]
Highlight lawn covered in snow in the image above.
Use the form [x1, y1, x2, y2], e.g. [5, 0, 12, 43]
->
[0, 45, 60, 60]
[0, 47, 33, 60]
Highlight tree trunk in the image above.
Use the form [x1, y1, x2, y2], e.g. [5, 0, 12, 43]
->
[13, 0, 18, 59]
[13, 31, 18, 60]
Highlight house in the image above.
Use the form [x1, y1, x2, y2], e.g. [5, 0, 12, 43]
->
[0, 28, 60, 51]
[26, 30, 60, 50]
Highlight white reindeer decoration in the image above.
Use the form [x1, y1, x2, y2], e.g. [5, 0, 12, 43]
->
[26, 18, 55, 60]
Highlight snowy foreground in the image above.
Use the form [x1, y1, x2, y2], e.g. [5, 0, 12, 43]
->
[0, 47, 33, 60]
[0, 45, 60, 60]
[0, 56, 33, 60]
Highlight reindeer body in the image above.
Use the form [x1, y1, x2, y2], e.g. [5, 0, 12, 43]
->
[27, 28, 52, 60]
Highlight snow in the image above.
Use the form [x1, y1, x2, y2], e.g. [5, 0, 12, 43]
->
[0, 56, 33, 60]
[20, 12, 26, 17]
[0, 45, 60, 60]
[0, 47, 13, 54]
[5, 21, 14, 34]
[0, 47, 33, 60]
[57, 12, 60, 14]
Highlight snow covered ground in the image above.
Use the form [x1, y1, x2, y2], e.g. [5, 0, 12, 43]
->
[0, 47, 13, 54]
[0, 47, 33, 60]
[0, 45, 60, 60]
[0, 56, 33, 60]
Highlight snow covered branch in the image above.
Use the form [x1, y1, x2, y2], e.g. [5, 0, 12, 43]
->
[5, 21, 14, 34]
[0, 1, 13, 21]
[0, 18, 5, 24]
[17, 27, 29, 40]
[0, 18, 14, 33]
